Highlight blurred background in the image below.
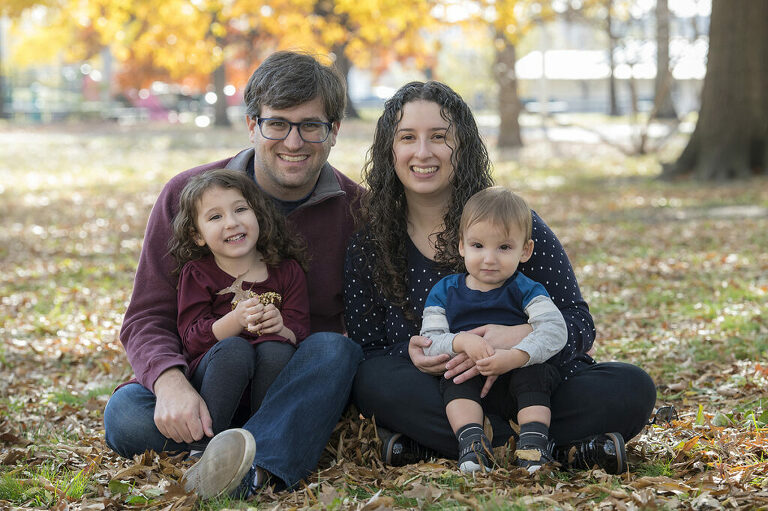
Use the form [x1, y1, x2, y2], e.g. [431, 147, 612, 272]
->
[1, 0, 765, 180]
[1, 2, 707, 139]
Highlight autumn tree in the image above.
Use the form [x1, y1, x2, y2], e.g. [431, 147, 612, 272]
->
[653, 0, 676, 119]
[480, 0, 558, 149]
[105, 0, 284, 126]
[434, 0, 540, 148]
[9, 0, 300, 126]
[309, 0, 436, 118]
[663, 0, 767, 180]
[604, 0, 619, 116]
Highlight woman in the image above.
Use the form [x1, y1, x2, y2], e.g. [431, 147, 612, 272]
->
[344, 81, 655, 473]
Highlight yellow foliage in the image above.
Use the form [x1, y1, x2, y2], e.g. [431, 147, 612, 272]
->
[8, 0, 440, 91]
[1, 0, 54, 18]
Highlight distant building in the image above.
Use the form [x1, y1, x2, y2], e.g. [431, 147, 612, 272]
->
[515, 39, 707, 114]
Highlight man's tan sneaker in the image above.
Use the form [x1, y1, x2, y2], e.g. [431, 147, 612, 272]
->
[183, 428, 256, 499]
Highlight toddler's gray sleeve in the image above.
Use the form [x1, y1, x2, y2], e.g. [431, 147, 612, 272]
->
[515, 295, 567, 366]
[420, 306, 457, 357]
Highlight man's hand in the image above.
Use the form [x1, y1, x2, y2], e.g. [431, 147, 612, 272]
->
[467, 324, 532, 349]
[153, 368, 213, 444]
[409, 336, 450, 376]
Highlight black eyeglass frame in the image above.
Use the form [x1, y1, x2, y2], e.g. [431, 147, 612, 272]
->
[255, 117, 334, 143]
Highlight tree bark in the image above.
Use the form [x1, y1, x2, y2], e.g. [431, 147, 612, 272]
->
[663, 0, 768, 180]
[0, 23, 6, 119]
[494, 35, 523, 149]
[212, 63, 230, 127]
[606, 1, 620, 117]
[332, 46, 360, 119]
[654, 0, 677, 119]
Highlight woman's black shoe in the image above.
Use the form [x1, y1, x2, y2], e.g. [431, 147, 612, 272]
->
[553, 432, 627, 474]
[378, 427, 439, 466]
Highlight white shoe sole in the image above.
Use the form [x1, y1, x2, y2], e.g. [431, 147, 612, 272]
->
[183, 428, 256, 499]
[459, 460, 492, 473]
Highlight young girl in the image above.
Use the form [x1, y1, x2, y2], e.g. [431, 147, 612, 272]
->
[169, 168, 310, 436]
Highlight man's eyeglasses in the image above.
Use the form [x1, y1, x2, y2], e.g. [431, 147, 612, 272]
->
[256, 117, 333, 143]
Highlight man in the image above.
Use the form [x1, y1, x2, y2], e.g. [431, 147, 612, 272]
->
[104, 51, 363, 499]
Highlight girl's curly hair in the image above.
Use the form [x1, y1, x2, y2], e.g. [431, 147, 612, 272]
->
[168, 169, 308, 274]
[360, 81, 493, 317]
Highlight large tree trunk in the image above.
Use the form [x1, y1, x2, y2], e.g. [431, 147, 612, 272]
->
[653, 0, 677, 119]
[212, 63, 230, 127]
[332, 46, 360, 119]
[663, 0, 768, 180]
[494, 35, 523, 149]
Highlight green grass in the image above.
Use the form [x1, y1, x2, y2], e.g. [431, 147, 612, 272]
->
[0, 472, 27, 502]
[48, 383, 114, 407]
[635, 460, 674, 477]
[0, 462, 93, 507]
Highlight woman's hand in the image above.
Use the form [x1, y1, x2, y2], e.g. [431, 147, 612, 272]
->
[467, 324, 532, 349]
[444, 353, 479, 383]
[445, 324, 531, 382]
[408, 336, 450, 375]
[444, 354, 498, 398]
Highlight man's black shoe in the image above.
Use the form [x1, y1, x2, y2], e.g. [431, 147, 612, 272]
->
[553, 432, 627, 474]
[378, 427, 439, 466]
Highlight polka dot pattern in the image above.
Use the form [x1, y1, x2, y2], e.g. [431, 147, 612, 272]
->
[343, 211, 596, 380]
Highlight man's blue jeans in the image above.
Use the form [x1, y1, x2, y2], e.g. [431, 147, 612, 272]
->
[104, 332, 362, 488]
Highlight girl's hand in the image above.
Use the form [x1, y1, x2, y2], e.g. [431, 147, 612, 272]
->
[234, 298, 262, 330]
[409, 336, 450, 376]
[249, 303, 282, 335]
[243, 301, 265, 331]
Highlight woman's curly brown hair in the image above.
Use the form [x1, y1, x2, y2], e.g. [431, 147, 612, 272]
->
[168, 169, 308, 274]
[360, 81, 493, 318]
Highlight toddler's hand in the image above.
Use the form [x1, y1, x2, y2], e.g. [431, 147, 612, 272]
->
[476, 348, 528, 376]
[459, 333, 494, 363]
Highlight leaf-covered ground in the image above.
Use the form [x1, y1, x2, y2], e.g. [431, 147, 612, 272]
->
[1, 121, 767, 510]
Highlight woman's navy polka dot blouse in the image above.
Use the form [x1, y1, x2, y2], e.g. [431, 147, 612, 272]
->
[344, 211, 596, 380]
